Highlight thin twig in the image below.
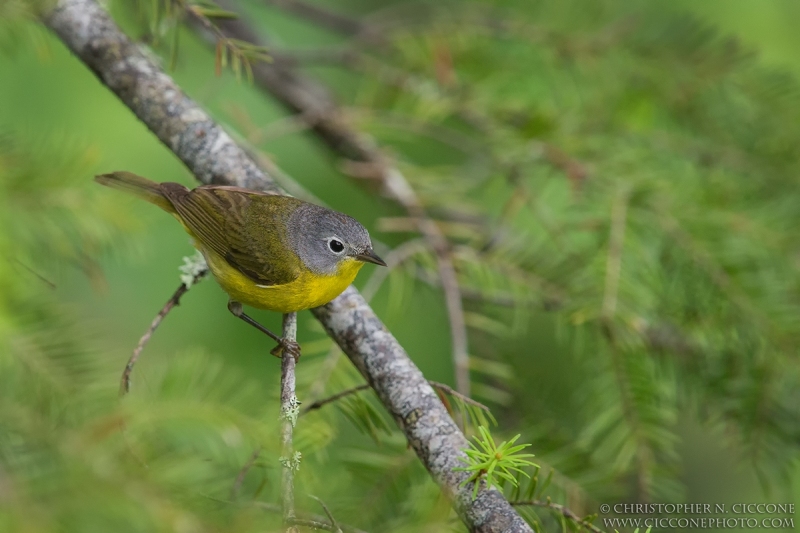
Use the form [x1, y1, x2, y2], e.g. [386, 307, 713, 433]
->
[599, 188, 652, 501]
[230, 446, 261, 500]
[302, 380, 490, 416]
[120, 269, 208, 395]
[305, 344, 344, 407]
[279, 312, 299, 532]
[310, 495, 342, 533]
[301, 383, 370, 414]
[290, 518, 341, 532]
[273, 47, 361, 68]
[265, 0, 377, 41]
[13, 258, 57, 289]
[428, 381, 490, 413]
[360, 239, 426, 301]
[511, 499, 604, 533]
[216, 499, 371, 533]
[237, 109, 316, 145]
[601, 188, 629, 321]
[182, 1, 269, 81]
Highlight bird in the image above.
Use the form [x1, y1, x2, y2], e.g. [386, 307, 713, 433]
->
[95, 171, 386, 359]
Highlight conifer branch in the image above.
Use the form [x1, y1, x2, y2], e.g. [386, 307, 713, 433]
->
[264, 0, 371, 39]
[301, 383, 370, 414]
[289, 518, 343, 532]
[182, 1, 271, 82]
[254, 502, 372, 533]
[510, 500, 604, 533]
[43, 2, 532, 529]
[120, 268, 208, 394]
[601, 188, 629, 322]
[230, 446, 260, 499]
[601, 188, 652, 501]
[429, 381, 491, 413]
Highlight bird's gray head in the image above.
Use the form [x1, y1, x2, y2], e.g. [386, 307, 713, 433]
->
[287, 202, 386, 275]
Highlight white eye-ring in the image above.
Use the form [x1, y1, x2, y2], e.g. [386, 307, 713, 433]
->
[327, 237, 345, 254]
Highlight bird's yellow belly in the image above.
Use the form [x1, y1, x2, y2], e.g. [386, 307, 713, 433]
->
[201, 246, 363, 313]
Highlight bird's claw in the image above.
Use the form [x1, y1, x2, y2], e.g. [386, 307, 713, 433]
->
[270, 338, 301, 361]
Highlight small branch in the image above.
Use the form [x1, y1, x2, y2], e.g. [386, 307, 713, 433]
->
[428, 381, 490, 414]
[359, 238, 427, 301]
[302, 380, 490, 416]
[599, 188, 652, 500]
[120, 268, 208, 394]
[305, 344, 344, 407]
[13, 259, 57, 289]
[511, 500, 604, 533]
[415, 265, 700, 358]
[310, 495, 342, 533]
[279, 312, 299, 531]
[248, 112, 315, 145]
[183, 1, 270, 81]
[265, 0, 376, 41]
[230, 446, 261, 500]
[301, 383, 370, 415]
[541, 143, 590, 190]
[601, 188, 630, 322]
[290, 518, 340, 532]
[245, 501, 372, 533]
[273, 47, 361, 68]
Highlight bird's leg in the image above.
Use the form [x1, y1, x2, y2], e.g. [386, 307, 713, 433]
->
[227, 300, 301, 360]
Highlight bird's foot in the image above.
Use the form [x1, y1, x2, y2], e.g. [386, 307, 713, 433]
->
[270, 338, 301, 361]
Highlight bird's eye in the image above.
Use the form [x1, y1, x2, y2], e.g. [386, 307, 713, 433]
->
[328, 238, 345, 254]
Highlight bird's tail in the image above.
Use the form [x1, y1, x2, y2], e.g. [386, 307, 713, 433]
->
[95, 171, 179, 214]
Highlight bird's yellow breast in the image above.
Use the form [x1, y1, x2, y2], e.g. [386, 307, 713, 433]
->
[202, 245, 364, 313]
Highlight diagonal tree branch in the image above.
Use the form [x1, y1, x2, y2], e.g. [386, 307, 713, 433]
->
[120, 267, 208, 394]
[42, 1, 530, 531]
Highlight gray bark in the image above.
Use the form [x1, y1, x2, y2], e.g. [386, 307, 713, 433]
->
[43, 1, 532, 531]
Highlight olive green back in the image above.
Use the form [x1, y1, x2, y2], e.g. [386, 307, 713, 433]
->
[162, 184, 305, 286]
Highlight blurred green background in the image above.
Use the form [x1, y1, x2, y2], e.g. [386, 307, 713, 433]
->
[1, 0, 799, 531]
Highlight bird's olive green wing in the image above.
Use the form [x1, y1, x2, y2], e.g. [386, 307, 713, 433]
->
[164, 185, 301, 286]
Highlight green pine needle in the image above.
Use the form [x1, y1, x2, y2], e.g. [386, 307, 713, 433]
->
[455, 426, 537, 500]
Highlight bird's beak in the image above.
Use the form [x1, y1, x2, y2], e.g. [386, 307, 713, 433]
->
[353, 248, 387, 266]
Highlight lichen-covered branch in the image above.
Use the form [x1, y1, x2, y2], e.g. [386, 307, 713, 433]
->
[43, 1, 532, 530]
[312, 288, 529, 532]
[120, 267, 208, 394]
[279, 312, 299, 532]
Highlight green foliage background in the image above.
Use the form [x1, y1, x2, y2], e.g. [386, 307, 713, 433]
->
[1, 0, 799, 531]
